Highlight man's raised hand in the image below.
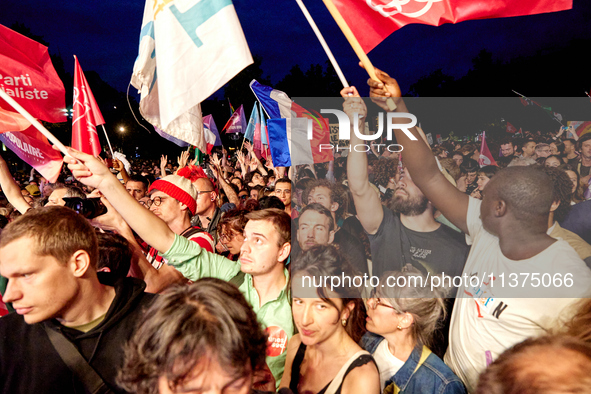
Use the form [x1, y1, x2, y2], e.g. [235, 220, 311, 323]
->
[340, 87, 367, 126]
[177, 149, 190, 169]
[359, 63, 402, 111]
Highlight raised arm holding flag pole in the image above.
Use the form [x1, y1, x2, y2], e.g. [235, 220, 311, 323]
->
[296, 0, 572, 111]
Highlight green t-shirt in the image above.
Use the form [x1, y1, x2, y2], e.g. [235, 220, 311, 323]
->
[161, 234, 294, 387]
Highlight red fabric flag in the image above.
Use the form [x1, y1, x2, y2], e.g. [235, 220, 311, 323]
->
[478, 131, 497, 167]
[331, 0, 572, 53]
[0, 24, 66, 128]
[0, 126, 63, 183]
[291, 103, 334, 164]
[72, 56, 103, 156]
[0, 106, 31, 133]
[506, 122, 517, 134]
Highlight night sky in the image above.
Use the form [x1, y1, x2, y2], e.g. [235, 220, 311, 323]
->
[2, 0, 590, 98]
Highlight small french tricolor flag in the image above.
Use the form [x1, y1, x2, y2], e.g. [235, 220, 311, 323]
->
[250, 80, 332, 167]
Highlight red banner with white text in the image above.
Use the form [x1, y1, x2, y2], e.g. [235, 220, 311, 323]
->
[0, 126, 63, 183]
[0, 24, 66, 126]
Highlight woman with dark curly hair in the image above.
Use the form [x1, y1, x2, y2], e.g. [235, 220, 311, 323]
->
[216, 202, 258, 259]
[118, 278, 270, 394]
[280, 245, 380, 394]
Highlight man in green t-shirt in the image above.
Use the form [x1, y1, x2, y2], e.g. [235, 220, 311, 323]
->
[64, 148, 294, 388]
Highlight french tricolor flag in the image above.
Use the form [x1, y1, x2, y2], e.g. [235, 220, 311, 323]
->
[250, 80, 332, 167]
[203, 115, 222, 148]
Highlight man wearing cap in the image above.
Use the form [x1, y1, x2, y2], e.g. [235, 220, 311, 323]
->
[140, 174, 214, 293]
[25, 184, 41, 198]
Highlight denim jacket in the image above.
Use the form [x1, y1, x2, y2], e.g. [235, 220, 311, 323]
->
[362, 332, 466, 394]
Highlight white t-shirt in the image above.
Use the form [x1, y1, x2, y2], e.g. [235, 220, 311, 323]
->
[373, 340, 405, 390]
[444, 197, 591, 393]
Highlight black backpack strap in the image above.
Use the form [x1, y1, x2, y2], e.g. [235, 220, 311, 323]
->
[180, 226, 205, 238]
[42, 325, 112, 394]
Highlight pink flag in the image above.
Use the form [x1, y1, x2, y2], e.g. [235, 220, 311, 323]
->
[221, 105, 246, 134]
[72, 56, 103, 156]
[0, 126, 63, 182]
[479, 131, 497, 167]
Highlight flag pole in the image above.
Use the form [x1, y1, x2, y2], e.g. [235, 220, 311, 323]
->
[100, 124, 115, 157]
[320, 0, 378, 81]
[240, 101, 256, 151]
[294, 0, 349, 89]
[0, 89, 69, 156]
[249, 84, 271, 119]
[512, 90, 526, 98]
[512, 90, 563, 126]
[318, 0, 396, 109]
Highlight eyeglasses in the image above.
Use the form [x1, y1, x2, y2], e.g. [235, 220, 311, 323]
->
[196, 190, 214, 196]
[143, 196, 168, 208]
[369, 289, 400, 312]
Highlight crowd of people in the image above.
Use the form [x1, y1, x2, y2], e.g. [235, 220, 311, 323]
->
[0, 68, 590, 394]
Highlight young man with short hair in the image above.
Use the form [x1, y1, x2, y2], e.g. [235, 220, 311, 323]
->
[563, 138, 579, 165]
[302, 180, 369, 274]
[0, 206, 156, 393]
[499, 139, 516, 157]
[273, 177, 293, 217]
[521, 140, 537, 159]
[125, 174, 149, 200]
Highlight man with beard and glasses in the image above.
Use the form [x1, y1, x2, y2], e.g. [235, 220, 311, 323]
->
[342, 99, 469, 282]
[343, 96, 468, 359]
